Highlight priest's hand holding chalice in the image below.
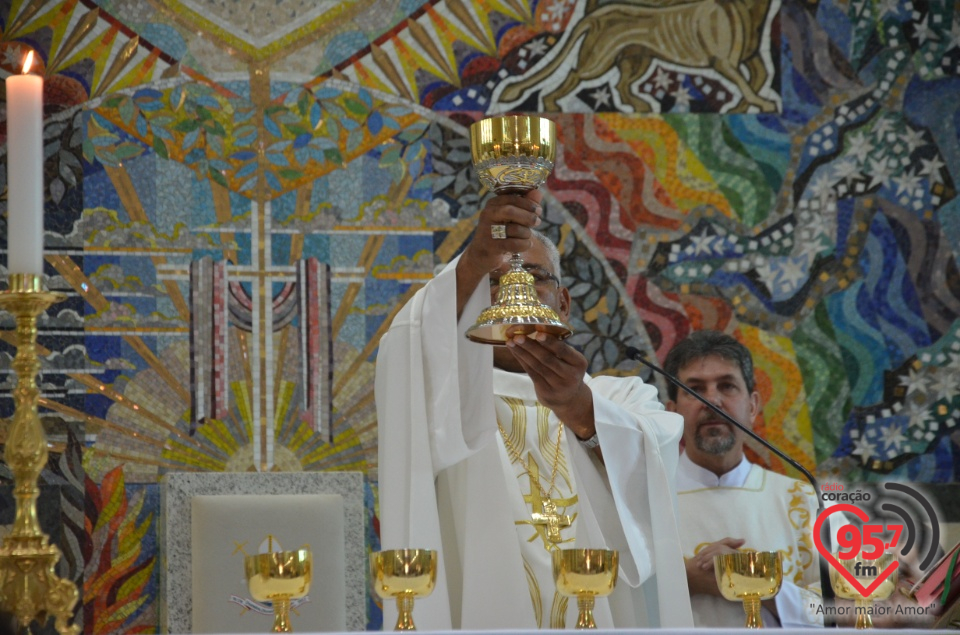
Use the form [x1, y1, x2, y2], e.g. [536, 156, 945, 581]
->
[464, 114, 572, 344]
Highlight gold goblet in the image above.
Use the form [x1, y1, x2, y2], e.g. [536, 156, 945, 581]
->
[466, 114, 572, 344]
[552, 548, 618, 629]
[370, 549, 437, 631]
[829, 553, 897, 629]
[245, 549, 312, 633]
[714, 551, 783, 628]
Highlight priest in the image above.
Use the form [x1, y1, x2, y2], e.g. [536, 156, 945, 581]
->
[375, 189, 693, 629]
[665, 330, 824, 627]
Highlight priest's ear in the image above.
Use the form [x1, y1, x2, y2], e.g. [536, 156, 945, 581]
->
[557, 285, 571, 322]
[747, 389, 761, 425]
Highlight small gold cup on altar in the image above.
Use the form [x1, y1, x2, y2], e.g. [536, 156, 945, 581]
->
[829, 552, 897, 629]
[245, 548, 312, 633]
[370, 549, 437, 631]
[715, 550, 783, 628]
[552, 548, 618, 629]
[466, 114, 572, 344]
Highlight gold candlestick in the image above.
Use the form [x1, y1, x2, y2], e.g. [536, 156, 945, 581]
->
[0, 273, 78, 635]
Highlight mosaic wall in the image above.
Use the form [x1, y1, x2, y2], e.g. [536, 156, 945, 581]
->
[1, 0, 959, 631]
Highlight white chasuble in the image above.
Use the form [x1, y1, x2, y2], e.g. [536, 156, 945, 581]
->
[493, 381, 580, 628]
[678, 460, 823, 628]
[376, 255, 694, 630]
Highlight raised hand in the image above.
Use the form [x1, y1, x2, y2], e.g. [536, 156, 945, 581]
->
[456, 190, 543, 317]
[506, 331, 594, 440]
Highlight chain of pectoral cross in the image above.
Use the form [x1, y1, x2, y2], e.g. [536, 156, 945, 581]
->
[496, 415, 573, 544]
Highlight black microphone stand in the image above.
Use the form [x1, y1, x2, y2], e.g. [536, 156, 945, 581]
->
[625, 347, 837, 626]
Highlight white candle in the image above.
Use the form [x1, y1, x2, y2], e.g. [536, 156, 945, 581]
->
[5, 51, 44, 276]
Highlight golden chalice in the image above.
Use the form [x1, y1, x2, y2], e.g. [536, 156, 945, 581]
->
[552, 548, 618, 629]
[715, 551, 783, 628]
[829, 553, 897, 629]
[245, 548, 312, 633]
[370, 549, 437, 631]
[466, 114, 572, 344]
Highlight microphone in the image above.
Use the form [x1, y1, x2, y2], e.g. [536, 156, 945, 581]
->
[625, 346, 838, 623]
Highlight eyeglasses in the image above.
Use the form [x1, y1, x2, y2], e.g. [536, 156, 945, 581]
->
[489, 266, 561, 290]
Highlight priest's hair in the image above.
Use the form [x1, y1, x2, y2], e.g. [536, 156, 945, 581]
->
[662, 330, 757, 401]
[531, 230, 561, 279]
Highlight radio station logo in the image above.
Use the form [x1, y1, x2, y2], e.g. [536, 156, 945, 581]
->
[813, 482, 940, 599]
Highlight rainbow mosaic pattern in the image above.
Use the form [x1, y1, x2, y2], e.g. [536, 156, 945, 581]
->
[1, 0, 959, 631]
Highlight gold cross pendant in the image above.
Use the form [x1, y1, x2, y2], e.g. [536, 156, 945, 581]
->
[531, 499, 572, 543]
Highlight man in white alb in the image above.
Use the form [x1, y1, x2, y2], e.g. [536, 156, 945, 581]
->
[664, 330, 824, 627]
[375, 189, 693, 629]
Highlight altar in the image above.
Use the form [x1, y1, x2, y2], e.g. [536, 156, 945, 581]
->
[177, 630, 952, 634]
[160, 471, 368, 634]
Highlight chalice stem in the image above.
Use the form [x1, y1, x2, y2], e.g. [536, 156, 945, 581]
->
[742, 595, 763, 629]
[395, 592, 416, 631]
[576, 595, 597, 629]
[855, 598, 873, 629]
[271, 597, 292, 633]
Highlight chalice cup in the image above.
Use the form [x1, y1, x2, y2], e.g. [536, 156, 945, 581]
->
[370, 549, 437, 631]
[829, 553, 897, 629]
[467, 114, 572, 344]
[244, 548, 312, 633]
[552, 548, 618, 629]
[714, 551, 783, 628]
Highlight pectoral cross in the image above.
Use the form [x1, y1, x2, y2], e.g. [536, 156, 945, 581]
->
[531, 499, 572, 543]
[513, 444, 576, 546]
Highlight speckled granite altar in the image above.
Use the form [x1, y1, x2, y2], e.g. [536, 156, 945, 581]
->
[161, 471, 366, 633]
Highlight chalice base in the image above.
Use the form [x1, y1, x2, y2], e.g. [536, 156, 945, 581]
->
[271, 596, 292, 633]
[742, 595, 763, 629]
[394, 592, 416, 631]
[466, 321, 572, 345]
[575, 595, 597, 630]
[465, 250, 572, 345]
[855, 599, 873, 629]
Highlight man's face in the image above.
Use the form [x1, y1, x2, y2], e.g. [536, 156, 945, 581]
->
[667, 355, 760, 464]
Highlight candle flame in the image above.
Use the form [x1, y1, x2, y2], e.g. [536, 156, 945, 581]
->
[21, 51, 34, 74]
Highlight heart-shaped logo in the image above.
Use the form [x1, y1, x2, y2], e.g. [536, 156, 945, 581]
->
[814, 503, 899, 597]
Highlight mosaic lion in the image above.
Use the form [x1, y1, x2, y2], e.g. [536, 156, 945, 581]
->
[498, 0, 778, 112]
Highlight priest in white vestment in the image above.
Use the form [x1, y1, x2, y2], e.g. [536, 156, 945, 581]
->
[375, 190, 693, 629]
[664, 330, 824, 628]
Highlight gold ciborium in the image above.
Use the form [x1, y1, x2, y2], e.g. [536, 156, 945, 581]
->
[0, 273, 78, 635]
[715, 550, 783, 628]
[245, 548, 312, 633]
[829, 553, 897, 629]
[552, 548, 618, 629]
[370, 549, 437, 631]
[466, 114, 572, 344]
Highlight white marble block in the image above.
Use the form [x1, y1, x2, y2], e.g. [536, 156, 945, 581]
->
[161, 472, 366, 633]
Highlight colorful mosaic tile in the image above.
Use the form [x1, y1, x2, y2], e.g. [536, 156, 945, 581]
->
[2, 0, 960, 631]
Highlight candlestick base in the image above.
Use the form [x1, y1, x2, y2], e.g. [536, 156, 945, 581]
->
[0, 273, 78, 635]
